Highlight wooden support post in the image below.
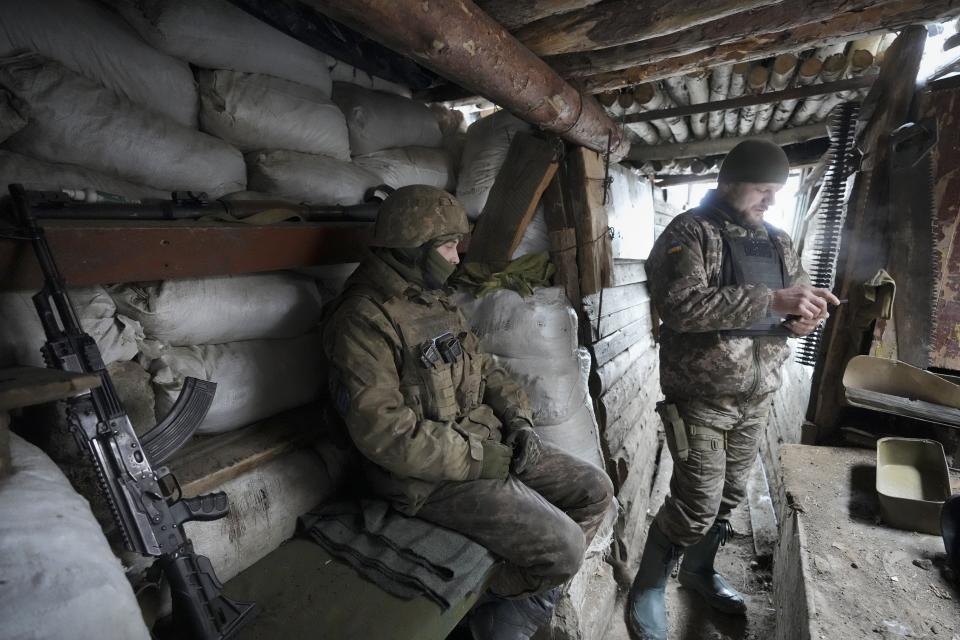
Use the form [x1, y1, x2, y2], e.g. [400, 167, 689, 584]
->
[563, 147, 612, 298]
[808, 26, 928, 436]
[466, 132, 560, 265]
[542, 173, 582, 308]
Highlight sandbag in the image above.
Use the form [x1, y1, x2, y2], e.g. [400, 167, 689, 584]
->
[0, 53, 245, 198]
[332, 82, 442, 155]
[0, 150, 168, 201]
[456, 287, 578, 360]
[0, 288, 142, 368]
[0, 433, 150, 640]
[198, 70, 350, 159]
[110, 272, 324, 346]
[328, 59, 411, 98]
[0, 0, 198, 126]
[0, 87, 25, 143]
[534, 401, 605, 470]
[295, 263, 360, 302]
[246, 149, 380, 206]
[511, 206, 550, 260]
[494, 348, 590, 427]
[148, 334, 324, 434]
[104, 0, 332, 97]
[456, 111, 533, 219]
[352, 146, 455, 191]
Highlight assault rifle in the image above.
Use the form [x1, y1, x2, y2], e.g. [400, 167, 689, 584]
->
[8, 184, 258, 639]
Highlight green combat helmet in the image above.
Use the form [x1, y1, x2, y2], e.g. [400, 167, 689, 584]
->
[370, 185, 469, 248]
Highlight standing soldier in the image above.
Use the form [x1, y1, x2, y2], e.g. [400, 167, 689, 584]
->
[628, 140, 839, 639]
[323, 185, 614, 640]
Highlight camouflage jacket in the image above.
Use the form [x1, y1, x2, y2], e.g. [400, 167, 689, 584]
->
[647, 193, 809, 401]
[322, 249, 533, 514]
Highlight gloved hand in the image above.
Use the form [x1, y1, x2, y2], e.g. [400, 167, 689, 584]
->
[479, 440, 513, 480]
[505, 424, 542, 475]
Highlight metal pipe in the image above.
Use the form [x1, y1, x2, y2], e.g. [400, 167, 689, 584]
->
[302, 0, 627, 158]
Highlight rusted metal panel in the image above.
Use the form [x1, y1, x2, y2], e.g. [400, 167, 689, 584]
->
[927, 88, 960, 371]
[0, 221, 372, 289]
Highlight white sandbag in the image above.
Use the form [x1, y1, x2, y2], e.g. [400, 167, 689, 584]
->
[456, 111, 533, 219]
[327, 59, 411, 98]
[352, 146, 455, 191]
[494, 348, 590, 426]
[0, 150, 168, 201]
[198, 70, 350, 160]
[110, 272, 324, 346]
[105, 0, 332, 97]
[0, 87, 25, 143]
[332, 82, 442, 155]
[0, 433, 150, 640]
[456, 287, 578, 360]
[148, 334, 324, 434]
[0, 0, 198, 126]
[295, 263, 360, 302]
[246, 150, 380, 206]
[0, 288, 142, 368]
[0, 53, 245, 198]
[534, 400, 605, 470]
[511, 206, 550, 260]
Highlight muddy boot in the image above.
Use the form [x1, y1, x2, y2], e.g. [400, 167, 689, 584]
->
[678, 518, 746, 615]
[627, 524, 677, 640]
[468, 587, 561, 640]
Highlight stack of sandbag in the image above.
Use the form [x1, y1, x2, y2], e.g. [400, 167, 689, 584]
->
[334, 82, 456, 192]
[455, 287, 605, 470]
[0, 433, 151, 640]
[111, 272, 327, 434]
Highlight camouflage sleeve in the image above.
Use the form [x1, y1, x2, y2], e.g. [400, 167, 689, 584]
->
[327, 300, 482, 482]
[480, 351, 534, 428]
[648, 215, 772, 332]
[776, 231, 810, 287]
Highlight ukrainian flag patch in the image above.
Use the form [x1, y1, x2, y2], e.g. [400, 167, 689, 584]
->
[667, 242, 683, 255]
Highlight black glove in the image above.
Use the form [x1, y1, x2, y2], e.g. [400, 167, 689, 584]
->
[505, 424, 542, 475]
[479, 440, 512, 480]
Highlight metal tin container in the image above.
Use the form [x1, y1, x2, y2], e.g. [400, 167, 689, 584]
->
[876, 437, 951, 535]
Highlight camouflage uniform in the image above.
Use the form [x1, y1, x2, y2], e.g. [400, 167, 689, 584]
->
[647, 192, 808, 546]
[324, 243, 612, 597]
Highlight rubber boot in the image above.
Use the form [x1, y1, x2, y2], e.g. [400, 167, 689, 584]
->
[468, 587, 561, 640]
[678, 519, 746, 615]
[627, 524, 677, 640]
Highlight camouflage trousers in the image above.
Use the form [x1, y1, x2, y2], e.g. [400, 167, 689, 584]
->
[415, 442, 614, 598]
[653, 392, 773, 547]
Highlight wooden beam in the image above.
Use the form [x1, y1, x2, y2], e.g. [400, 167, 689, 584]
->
[549, 0, 886, 78]
[655, 173, 721, 187]
[474, 0, 602, 30]
[513, 0, 781, 56]
[563, 147, 612, 297]
[542, 173, 582, 307]
[627, 123, 827, 162]
[623, 75, 875, 125]
[0, 220, 372, 289]
[0, 366, 101, 412]
[579, 0, 960, 92]
[466, 132, 560, 264]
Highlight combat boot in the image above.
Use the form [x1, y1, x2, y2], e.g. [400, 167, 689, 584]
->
[468, 587, 561, 640]
[627, 524, 678, 640]
[677, 518, 746, 614]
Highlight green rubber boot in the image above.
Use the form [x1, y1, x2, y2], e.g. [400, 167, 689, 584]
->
[678, 519, 746, 615]
[627, 524, 678, 640]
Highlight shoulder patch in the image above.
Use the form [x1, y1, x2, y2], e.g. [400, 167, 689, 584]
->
[667, 242, 683, 255]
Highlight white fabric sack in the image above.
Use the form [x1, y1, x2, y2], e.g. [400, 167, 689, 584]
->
[0, 0, 198, 127]
[104, 0, 332, 97]
[0, 53, 245, 198]
[148, 333, 324, 434]
[328, 59, 411, 97]
[110, 272, 324, 346]
[0, 150, 168, 201]
[198, 70, 350, 159]
[0, 288, 142, 368]
[510, 206, 550, 260]
[456, 111, 533, 219]
[352, 146, 455, 191]
[295, 263, 360, 302]
[0, 434, 150, 640]
[456, 287, 578, 360]
[246, 150, 380, 206]
[494, 348, 590, 427]
[332, 82, 442, 155]
[534, 400, 605, 470]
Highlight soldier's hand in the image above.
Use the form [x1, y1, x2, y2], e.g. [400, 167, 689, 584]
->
[784, 313, 826, 337]
[505, 426, 542, 475]
[770, 284, 839, 320]
[479, 440, 513, 480]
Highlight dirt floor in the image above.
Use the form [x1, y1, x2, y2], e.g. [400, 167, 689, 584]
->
[601, 503, 777, 640]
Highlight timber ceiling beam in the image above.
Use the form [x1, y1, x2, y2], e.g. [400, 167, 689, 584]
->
[474, 0, 601, 30]
[580, 0, 960, 93]
[549, 0, 890, 78]
[513, 0, 782, 56]
[627, 123, 827, 162]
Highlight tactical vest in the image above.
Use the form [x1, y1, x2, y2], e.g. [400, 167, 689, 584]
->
[696, 208, 791, 337]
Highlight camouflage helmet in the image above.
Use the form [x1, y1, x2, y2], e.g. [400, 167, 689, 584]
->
[370, 185, 469, 248]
